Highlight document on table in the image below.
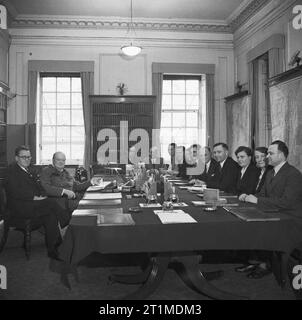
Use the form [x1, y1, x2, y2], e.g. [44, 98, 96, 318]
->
[87, 182, 112, 191]
[97, 213, 135, 226]
[170, 202, 188, 207]
[73, 208, 123, 216]
[83, 192, 122, 200]
[139, 203, 162, 208]
[153, 210, 197, 224]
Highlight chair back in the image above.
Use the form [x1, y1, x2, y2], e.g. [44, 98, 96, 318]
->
[0, 185, 8, 219]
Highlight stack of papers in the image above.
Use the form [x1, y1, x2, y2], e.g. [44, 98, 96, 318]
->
[153, 210, 197, 224]
[83, 193, 122, 200]
[87, 181, 112, 191]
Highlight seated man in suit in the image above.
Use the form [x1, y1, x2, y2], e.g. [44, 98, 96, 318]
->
[243, 140, 302, 219]
[4, 146, 67, 259]
[208, 142, 239, 194]
[40, 151, 99, 214]
[189, 146, 220, 186]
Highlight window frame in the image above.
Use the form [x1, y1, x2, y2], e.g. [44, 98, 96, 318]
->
[38, 72, 85, 165]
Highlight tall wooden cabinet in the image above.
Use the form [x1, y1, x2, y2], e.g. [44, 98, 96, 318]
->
[89, 95, 155, 164]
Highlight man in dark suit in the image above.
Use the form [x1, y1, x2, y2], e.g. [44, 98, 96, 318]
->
[245, 140, 302, 219]
[188, 147, 220, 185]
[4, 146, 68, 259]
[208, 142, 239, 194]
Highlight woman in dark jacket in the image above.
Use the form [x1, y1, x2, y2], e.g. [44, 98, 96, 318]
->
[235, 146, 260, 196]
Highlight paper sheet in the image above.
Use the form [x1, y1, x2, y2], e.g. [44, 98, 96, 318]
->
[155, 211, 197, 224]
[83, 192, 122, 200]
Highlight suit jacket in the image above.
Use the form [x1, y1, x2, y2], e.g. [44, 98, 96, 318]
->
[4, 163, 46, 217]
[255, 166, 272, 194]
[236, 164, 261, 195]
[207, 157, 240, 194]
[198, 158, 220, 185]
[257, 162, 302, 218]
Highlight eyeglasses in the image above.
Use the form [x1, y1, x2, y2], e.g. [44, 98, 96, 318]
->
[18, 156, 32, 160]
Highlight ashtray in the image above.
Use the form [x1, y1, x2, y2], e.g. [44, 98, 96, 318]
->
[203, 206, 217, 212]
[128, 207, 142, 213]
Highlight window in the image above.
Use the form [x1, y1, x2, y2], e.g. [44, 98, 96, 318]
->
[160, 75, 206, 161]
[37, 74, 85, 165]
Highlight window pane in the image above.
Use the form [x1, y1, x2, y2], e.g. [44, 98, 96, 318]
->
[57, 110, 71, 125]
[42, 110, 56, 125]
[186, 112, 198, 127]
[42, 143, 56, 160]
[71, 144, 84, 160]
[42, 126, 56, 140]
[72, 78, 81, 92]
[162, 95, 171, 110]
[161, 112, 171, 127]
[186, 95, 199, 110]
[173, 80, 185, 94]
[57, 127, 70, 143]
[186, 80, 199, 94]
[173, 112, 185, 127]
[71, 93, 82, 107]
[42, 78, 56, 92]
[172, 95, 185, 109]
[160, 128, 172, 144]
[72, 110, 84, 125]
[57, 93, 70, 106]
[71, 126, 85, 139]
[163, 80, 171, 94]
[57, 144, 70, 158]
[172, 128, 186, 144]
[186, 128, 198, 142]
[57, 77, 71, 92]
[42, 93, 56, 106]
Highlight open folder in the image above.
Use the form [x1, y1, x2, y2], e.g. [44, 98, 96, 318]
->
[223, 207, 280, 222]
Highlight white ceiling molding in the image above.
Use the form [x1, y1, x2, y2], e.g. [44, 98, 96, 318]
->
[234, 0, 297, 46]
[10, 15, 232, 33]
[7, 0, 275, 35]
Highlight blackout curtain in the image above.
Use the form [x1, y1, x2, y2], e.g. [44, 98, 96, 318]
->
[81, 71, 94, 171]
[152, 72, 163, 130]
[27, 71, 39, 124]
[205, 74, 215, 148]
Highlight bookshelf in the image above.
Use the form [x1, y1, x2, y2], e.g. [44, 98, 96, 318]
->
[89, 95, 155, 164]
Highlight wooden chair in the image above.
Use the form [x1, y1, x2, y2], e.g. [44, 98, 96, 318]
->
[0, 187, 42, 260]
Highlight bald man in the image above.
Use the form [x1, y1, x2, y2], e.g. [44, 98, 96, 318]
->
[40, 152, 95, 214]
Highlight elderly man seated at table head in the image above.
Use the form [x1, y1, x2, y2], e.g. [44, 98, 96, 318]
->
[242, 140, 302, 221]
[40, 151, 99, 213]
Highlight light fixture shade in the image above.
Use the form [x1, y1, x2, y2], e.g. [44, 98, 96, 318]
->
[121, 44, 142, 57]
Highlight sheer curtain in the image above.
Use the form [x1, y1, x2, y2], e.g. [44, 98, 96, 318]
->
[81, 71, 94, 171]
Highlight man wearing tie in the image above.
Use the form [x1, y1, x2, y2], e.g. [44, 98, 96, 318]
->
[208, 142, 239, 194]
[4, 146, 68, 259]
[244, 140, 302, 219]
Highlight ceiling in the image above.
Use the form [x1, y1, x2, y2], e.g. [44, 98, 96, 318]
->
[2, 0, 250, 22]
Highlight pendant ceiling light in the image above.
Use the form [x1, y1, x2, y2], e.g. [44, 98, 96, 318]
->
[121, 0, 142, 57]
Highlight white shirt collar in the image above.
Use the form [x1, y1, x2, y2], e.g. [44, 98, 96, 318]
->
[18, 164, 29, 173]
[220, 158, 227, 168]
[240, 165, 248, 177]
[274, 161, 287, 175]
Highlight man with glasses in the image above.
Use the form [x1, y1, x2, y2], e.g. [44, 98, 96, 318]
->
[40, 151, 97, 214]
[4, 146, 67, 259]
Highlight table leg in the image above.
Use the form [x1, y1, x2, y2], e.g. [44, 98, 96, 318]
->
[110, 254, 170, 300]
[172, 255, 248, 300]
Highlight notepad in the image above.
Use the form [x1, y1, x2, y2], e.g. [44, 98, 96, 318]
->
[155, 211, 197, 224]
[83, 192, 122, 200]
[191, 201, 206, 206]
[139, 203, 162, 208]
[173, 182, 189, 185]
[178, 186, 190, 190]
[73, 208, 123, 216]
[188, 186, 204, 192]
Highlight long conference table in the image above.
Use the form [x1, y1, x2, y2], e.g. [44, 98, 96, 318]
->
[51, 176, 302, 300]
